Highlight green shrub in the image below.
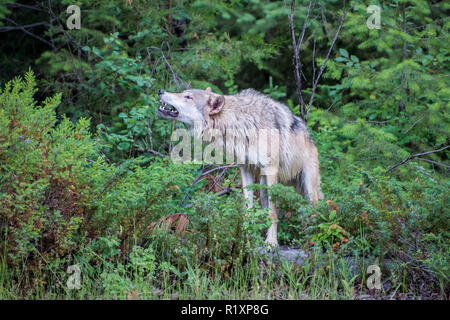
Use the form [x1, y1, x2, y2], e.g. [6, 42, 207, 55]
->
[146, 191, 271, 275]
[0, 72, 194, 287]
[0, 71, 96, 271]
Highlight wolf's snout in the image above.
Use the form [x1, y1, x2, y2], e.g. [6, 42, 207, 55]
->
[157, 90, 179, 118]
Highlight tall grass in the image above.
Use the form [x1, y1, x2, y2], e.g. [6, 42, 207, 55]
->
[0, 244, 408, 300]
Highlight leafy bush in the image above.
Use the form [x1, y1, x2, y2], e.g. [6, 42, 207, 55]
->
[0, 72, 193, 285]
[0, 71, 95, 270]
[144, 191, 271, 275]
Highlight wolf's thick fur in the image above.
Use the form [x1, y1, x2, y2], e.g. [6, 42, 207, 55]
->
[158, 88, 323, 247]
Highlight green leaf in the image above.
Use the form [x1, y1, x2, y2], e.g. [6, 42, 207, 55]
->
[339, 48, 349, 58]
[350, 55, 359, 62]
[92, 47, 103, 58]
[330, 210, 337, 220]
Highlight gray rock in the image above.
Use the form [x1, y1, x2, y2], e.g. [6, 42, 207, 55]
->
[256, 245, 309, 265]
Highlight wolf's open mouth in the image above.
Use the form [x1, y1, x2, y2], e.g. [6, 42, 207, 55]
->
[158, 102, 179, 118]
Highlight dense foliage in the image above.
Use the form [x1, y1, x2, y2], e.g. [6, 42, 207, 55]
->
[0, 0, 448, 299]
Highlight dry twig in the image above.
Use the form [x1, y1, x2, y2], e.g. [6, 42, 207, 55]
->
[288, 0, 347, 123]
[386, 144, 450, 172]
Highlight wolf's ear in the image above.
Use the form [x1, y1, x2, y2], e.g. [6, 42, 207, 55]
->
[205, 87, 211, 92]
[207, 95, 225, 115]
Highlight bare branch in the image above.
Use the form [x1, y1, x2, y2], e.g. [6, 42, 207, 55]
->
[320, 4, 331, 42]
[0, 21, 51, 32]
[417, 158, 450, 169]
[146, 43, 189, 90]
[4, 18, 54, 49]
[288, 0, 346, 123]
[147, 149, 166, 157]
[398, 2, 408, 114]
[311, 39, 316, 86]
[402, 115, 424, 134]
[346, 119, 391, 125]
[288, 0, 315, 116]
[2, 3, 45, 11]
[305, 0, 346, 122]
[387, 144, 450, 172]
[295, 0, 315, 52]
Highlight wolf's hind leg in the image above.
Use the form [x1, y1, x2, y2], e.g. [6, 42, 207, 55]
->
[302, 160, 323, 203]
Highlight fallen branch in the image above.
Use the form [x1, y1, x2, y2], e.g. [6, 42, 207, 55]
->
[147, 149, 166, 157]
[180, 165, 238, 206]
[216, 187, 233, 196]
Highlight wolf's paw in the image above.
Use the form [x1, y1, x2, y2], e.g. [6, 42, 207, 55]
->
[264, 225, 278, 250]
[264, 237, 279, 250]
[257, 243, 278, 256]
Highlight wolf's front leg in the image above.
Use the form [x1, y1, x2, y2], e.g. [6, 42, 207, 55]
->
[263, 170, 279, 248]
[239, 166, 254, 208]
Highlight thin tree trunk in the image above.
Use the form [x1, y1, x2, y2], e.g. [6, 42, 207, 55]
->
[398, 2, 407, 114]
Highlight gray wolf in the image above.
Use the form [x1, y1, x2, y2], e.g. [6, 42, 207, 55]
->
[158, 87, 323, 247]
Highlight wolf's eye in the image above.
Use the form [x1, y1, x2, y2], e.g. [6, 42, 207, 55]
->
[184, 95, 192, 100]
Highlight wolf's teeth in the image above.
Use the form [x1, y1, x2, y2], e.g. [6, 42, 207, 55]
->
[159, 103, 177, 116]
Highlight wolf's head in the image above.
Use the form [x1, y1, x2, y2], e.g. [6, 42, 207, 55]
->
[157, 87, 225, 127]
